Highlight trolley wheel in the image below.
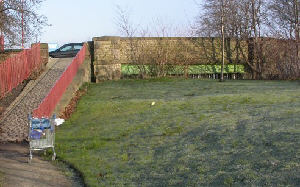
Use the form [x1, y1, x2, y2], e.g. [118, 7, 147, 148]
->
[52, 153, 56, 161]
[28, 152, 32, 164]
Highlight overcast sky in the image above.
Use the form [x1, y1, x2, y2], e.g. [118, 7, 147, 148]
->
[39, 0, 200, 46]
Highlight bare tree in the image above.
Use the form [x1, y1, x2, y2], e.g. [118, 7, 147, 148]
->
[195, 0, 239, 81]
[269, 0, 299, 40]
[195, 0, 271, 79]
[220, 0, 225, 82]
[0, 0, 47, 48]
[115, 5, 195, 78]
[269, 0, 299, 73]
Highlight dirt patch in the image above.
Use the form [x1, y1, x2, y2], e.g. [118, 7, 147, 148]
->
[59, 86, 87, 119]
[0, 81, 28, 117]
[0, 171, 4, 187]
[0, 143, 73, 187]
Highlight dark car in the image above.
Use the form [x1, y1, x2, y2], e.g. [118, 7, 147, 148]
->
[49, 43, 83, 58]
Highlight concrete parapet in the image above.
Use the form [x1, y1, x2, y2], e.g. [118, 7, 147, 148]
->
[39, 43, 49, 66]
[92, 36, 121, 81]
[94, 64, 121, 82]
[53, 43, 91, 116]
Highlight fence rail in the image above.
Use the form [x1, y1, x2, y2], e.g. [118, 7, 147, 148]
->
[33, 45, 86, 118]
[0, 43, 41, 98]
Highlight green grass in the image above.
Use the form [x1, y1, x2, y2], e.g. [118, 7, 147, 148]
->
[56, 79, 300, 186]
[122, 64, 245, 75]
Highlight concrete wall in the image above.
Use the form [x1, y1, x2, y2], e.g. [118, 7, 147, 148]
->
[92, 36, 249, 81]
[39, 43, 49, 67]
[53, 43, 91, 116]
[0, 44, 48, 65]
[92, 36, 122, 82]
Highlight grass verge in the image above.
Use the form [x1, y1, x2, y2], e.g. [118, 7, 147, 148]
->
[56, 78, 300, 186]
[51, 159, 85, 187]
[42, 152, 85, 187]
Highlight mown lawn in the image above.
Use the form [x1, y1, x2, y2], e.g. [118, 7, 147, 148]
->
[56, 78, 300, 186]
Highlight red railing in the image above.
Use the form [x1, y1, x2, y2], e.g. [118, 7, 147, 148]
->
[33, 45, 86, 118]
[0, 43, 41, 98]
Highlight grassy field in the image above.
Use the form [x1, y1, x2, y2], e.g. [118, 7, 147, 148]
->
[56, 79, 300, 186]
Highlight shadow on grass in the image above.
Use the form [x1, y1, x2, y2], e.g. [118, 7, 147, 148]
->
[133, 120, 300, 186]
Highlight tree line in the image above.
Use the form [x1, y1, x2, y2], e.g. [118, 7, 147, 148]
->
[195, 0, 299, 79]
[115, 1, 299, 80]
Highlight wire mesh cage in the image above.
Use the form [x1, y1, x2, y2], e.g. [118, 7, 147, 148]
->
[28, 114, 56, 163]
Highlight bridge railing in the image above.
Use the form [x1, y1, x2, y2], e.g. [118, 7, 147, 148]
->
[33, 44, 87, 118]
[0, 43, 41, 98]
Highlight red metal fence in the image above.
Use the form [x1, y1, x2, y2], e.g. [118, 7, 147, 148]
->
[0, 43, 41, 98]
[33, 45, 86, 118]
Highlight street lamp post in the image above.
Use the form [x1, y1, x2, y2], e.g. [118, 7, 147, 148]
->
[0, 0, 4, 51]
[22, 0, 24, 49]
[220, 0, 225, 82]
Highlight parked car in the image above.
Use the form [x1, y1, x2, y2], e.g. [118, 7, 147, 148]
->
[49, 43, 83, 58]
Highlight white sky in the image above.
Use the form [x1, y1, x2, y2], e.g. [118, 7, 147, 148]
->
[39, 0, 201, 46]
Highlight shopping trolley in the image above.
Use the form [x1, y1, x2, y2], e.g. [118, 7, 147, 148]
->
[28, 114, 56, 163]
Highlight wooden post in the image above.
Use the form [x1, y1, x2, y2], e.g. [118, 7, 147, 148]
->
[0, 34, 3, 51]
[22, 0, 24, 49]
[0, 0, 4, 51]
[220, 0, 225, 82]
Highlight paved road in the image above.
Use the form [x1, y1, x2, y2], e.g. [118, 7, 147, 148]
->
[0, 58, 73, 142]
